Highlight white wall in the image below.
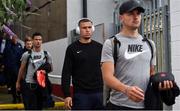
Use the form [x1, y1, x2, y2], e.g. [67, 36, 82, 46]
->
[87, 0, 115, 39]
[170, 0, 180, 110]
[42, 38, 67, 85]
[42, 38, 67, 84]
[67, 0, 82, 44]
[67, 0, 115, 41]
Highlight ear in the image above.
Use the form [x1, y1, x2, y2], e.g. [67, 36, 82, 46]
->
[119, 15, 123, 22]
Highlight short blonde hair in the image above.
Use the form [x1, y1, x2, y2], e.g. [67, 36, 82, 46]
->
[24, 36, 32, 43]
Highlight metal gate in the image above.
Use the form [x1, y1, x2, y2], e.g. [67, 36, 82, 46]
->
[140, 5, 171, 73]
[113, 0, 171, 73]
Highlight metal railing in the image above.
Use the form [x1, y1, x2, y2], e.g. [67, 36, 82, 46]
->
[48, 74, 61, 79]
[141, 5, 171, 73]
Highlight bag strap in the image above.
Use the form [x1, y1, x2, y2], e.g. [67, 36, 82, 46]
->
[142, 37, 154, 64]
[110, 36, 121, 66]
[43, 50, 48, 61]
[103, 36, 121, 105]
[24, 50, 32, 79]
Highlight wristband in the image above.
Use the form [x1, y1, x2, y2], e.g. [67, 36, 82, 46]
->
[124, 85, 130, 94]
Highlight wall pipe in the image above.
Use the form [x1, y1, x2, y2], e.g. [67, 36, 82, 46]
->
[82, 0, 87, 18]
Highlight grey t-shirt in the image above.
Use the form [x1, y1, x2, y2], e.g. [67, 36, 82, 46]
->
[21, 50, 52, 83]
[101, 33, 156, 108]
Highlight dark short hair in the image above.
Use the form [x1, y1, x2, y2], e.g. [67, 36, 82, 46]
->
[32, 32, 43, 39]
[78, 18, 93, 26]
[119, 0, 145, 15]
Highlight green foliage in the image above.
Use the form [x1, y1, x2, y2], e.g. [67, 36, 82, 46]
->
[0, 0, 27, 28]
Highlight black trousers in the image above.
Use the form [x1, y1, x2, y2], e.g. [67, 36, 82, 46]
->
[4, 69, 21, 103]
[72, 91, 104, 110]
[22, 82, 43, 110]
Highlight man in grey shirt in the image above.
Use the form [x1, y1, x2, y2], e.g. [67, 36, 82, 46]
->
[16, 32, 53, 110]
[101, 0, 173, 110]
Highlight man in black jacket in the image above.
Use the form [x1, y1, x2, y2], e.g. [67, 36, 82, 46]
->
[3, 33, 24, 103]
[61, 18, 103, 110]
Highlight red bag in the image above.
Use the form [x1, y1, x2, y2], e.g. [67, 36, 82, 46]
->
[36, 70, 46, 88]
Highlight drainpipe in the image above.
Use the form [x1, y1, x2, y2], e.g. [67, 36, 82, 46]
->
[82, 0, 87, 18]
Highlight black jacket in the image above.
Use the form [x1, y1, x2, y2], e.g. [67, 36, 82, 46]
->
[145, 73, 180, 110]
[61, 40, 103, 97]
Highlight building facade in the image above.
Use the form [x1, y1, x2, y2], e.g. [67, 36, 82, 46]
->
[22, 0, 179, 110]
[170, 0, 180, 110]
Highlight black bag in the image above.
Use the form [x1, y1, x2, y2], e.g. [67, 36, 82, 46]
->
[145, 72, 180, 109]
[33, 62, 52, 84]
[151, 72, 180, 106]
[151, 72, 174, 84]
[33, 52, 52, 87]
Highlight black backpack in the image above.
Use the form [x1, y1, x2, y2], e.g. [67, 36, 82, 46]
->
[103, 36, 154, 106]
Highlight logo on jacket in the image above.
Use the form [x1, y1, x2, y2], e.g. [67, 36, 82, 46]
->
[76, 50, 82, 53]
[160, 73, 166, 77]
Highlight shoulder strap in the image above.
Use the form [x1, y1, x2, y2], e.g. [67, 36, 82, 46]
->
[110, 36, 121, 66]
[142, 37, 154, 64]
[103, 36, 121, 106]
[26, 50, 32, 67]
[43, 50, 48, 62]
[25, 50, 32, 78]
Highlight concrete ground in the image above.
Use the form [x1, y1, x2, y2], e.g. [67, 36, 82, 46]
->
[0, 85, 65, 110]
[0, 85, 12, 104]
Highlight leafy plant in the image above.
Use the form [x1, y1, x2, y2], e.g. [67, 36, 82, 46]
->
[0, 0, 27, 30]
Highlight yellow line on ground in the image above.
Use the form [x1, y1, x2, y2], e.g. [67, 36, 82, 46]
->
[55, 102, 65, 107]
[0, 102, 64, 110]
